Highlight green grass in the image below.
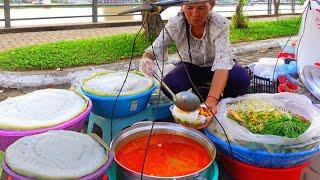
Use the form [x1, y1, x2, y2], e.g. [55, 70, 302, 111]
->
[0, 17, 300, 71]
[0, 151, 4, 177]
[230, 17, 300, 43]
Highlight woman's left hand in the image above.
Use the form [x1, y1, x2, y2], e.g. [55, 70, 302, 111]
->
[205, 97, 218, 114]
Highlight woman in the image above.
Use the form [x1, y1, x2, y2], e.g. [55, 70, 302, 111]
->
[139, 0, 250, 114]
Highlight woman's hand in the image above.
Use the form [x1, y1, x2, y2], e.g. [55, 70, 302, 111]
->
[205, 96, 218, 114]
[139, 57, 155, 77]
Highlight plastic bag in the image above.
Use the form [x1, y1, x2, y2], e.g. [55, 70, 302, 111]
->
[209, 93, 320, 153]
[253, 58, 285, 80]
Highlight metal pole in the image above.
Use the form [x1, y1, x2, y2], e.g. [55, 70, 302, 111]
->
[92, 0, 98, 23]
[291, 0, 296, 13]
[4, 0, 11, 28]
[267, 0, 272, 14]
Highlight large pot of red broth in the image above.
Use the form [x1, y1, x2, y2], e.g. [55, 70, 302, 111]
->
[110, 122, 216, 180]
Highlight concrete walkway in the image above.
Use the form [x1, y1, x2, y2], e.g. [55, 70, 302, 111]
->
[0, 26, 141, 52]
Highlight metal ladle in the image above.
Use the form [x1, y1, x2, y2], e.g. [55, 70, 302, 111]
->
[153, 75, 201, 112]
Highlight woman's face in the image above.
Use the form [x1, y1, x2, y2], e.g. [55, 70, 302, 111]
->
[182, 2, 213, 28]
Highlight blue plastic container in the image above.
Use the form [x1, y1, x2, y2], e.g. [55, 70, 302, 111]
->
[282, 44, 296, 55]
[149, 102, 174, 120]
[80, 85, 156, 118]
[204, 129, 320, 168]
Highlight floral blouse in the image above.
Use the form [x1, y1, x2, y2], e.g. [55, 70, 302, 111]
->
[145, 11, 235, 71]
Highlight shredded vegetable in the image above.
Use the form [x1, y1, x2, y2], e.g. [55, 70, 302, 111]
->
[227, 98, 310, 138]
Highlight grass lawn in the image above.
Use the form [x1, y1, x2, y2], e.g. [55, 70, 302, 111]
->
[0, 17, 300, 71]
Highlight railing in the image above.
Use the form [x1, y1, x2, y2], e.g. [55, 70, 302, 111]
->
[0, 1, 304, 28]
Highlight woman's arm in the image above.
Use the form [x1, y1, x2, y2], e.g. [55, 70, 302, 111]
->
[206, 69, 229, 113]
[140, 19, 176, 75]
[142, 51, 154, 60]
[207, 19, 234, 113]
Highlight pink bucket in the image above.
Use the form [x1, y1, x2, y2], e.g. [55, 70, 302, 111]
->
[0, 100, 92, 151]
[2, 151, 114, 180]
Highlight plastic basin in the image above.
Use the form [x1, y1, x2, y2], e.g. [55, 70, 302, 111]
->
[218, 151, 309, 180]
[0, 100, 92, 151]
[204, 129, 320, 168]
[79, 85, 156, 118]
[2, 151, 113, 180]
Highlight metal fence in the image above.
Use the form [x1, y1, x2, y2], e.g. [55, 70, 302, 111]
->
[0, 0, 304, 28]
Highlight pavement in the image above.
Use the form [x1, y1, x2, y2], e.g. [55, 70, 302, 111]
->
[0, 24, 319, 179]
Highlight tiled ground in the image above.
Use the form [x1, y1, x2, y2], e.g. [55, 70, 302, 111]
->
[0, 26, 141, 52]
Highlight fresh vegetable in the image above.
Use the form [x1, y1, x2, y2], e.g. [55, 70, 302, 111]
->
[227, 98, 310, 138]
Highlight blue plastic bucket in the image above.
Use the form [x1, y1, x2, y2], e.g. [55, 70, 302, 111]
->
[149, 102, 173, 120]
[80, 85, 156, 118]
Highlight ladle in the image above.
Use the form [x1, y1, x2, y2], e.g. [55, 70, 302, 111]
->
[153, 75, 201, 112]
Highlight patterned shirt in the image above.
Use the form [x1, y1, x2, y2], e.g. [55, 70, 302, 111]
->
[145, 11, 235, 71]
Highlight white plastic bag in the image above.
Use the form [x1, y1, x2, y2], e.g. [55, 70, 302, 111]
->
[253, 58, 284, 80]
[209, 93, 320, 152]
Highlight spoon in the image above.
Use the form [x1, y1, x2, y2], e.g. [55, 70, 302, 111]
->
[153, 75, 201, 112]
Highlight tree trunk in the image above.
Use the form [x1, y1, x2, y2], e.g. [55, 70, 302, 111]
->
[142, 11, 163, 37]
[274, 0, 281, 16]
[232, 0, 248, 28]
[142, 0, 163, 37]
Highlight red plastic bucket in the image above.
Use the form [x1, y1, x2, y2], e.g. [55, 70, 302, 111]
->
[218, 152, 310, 180]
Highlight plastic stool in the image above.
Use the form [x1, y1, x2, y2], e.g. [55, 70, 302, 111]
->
[87, 107, 154, 144]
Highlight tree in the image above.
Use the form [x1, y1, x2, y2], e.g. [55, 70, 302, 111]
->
[232, 0, 249, 28]
[142, 0, 163, 37]
[273, 0, 281, 16]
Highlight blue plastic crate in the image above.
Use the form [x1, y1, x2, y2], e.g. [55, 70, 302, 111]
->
[79, 85, 156, 118]
[204, 129, 320, 168]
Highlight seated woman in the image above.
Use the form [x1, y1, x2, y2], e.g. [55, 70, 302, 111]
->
[139, 0, 250, 114]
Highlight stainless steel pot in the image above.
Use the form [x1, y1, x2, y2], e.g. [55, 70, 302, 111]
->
[110, 121, 216, 180]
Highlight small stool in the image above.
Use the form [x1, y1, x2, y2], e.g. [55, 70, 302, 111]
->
[87, 107, 154, 145]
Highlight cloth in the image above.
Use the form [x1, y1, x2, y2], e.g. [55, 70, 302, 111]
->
[162, 61, 250, 100]
[145, 11, 235, 72]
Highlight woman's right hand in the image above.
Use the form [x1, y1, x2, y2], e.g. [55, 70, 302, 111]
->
[139, 57, 155, 77]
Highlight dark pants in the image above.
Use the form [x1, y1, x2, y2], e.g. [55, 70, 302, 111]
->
[162, 62, 250, 100]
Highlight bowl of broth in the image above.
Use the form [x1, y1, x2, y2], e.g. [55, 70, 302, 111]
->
[110, 122, 216, 180]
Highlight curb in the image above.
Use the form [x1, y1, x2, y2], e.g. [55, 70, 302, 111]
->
[0, 37, 293, 89]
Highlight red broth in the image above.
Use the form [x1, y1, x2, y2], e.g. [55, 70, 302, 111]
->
[116, 134, 211, 177]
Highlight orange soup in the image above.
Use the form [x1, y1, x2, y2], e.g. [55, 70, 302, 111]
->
[116, 134, 211, 177]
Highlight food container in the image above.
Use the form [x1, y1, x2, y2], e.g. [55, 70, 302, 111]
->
[148, 92, 173, 120]
[170, 105, 213, 130]
[0, 100, 92, 151]
[110, 122, 217, 179]
[1, 132, 113, 180]
[79, 85, 156, 118]
[204, 129, 320, 168]
[79, 71, 157, 118]
[217, 151, 309, 180]
[2, 153, 113, 180]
